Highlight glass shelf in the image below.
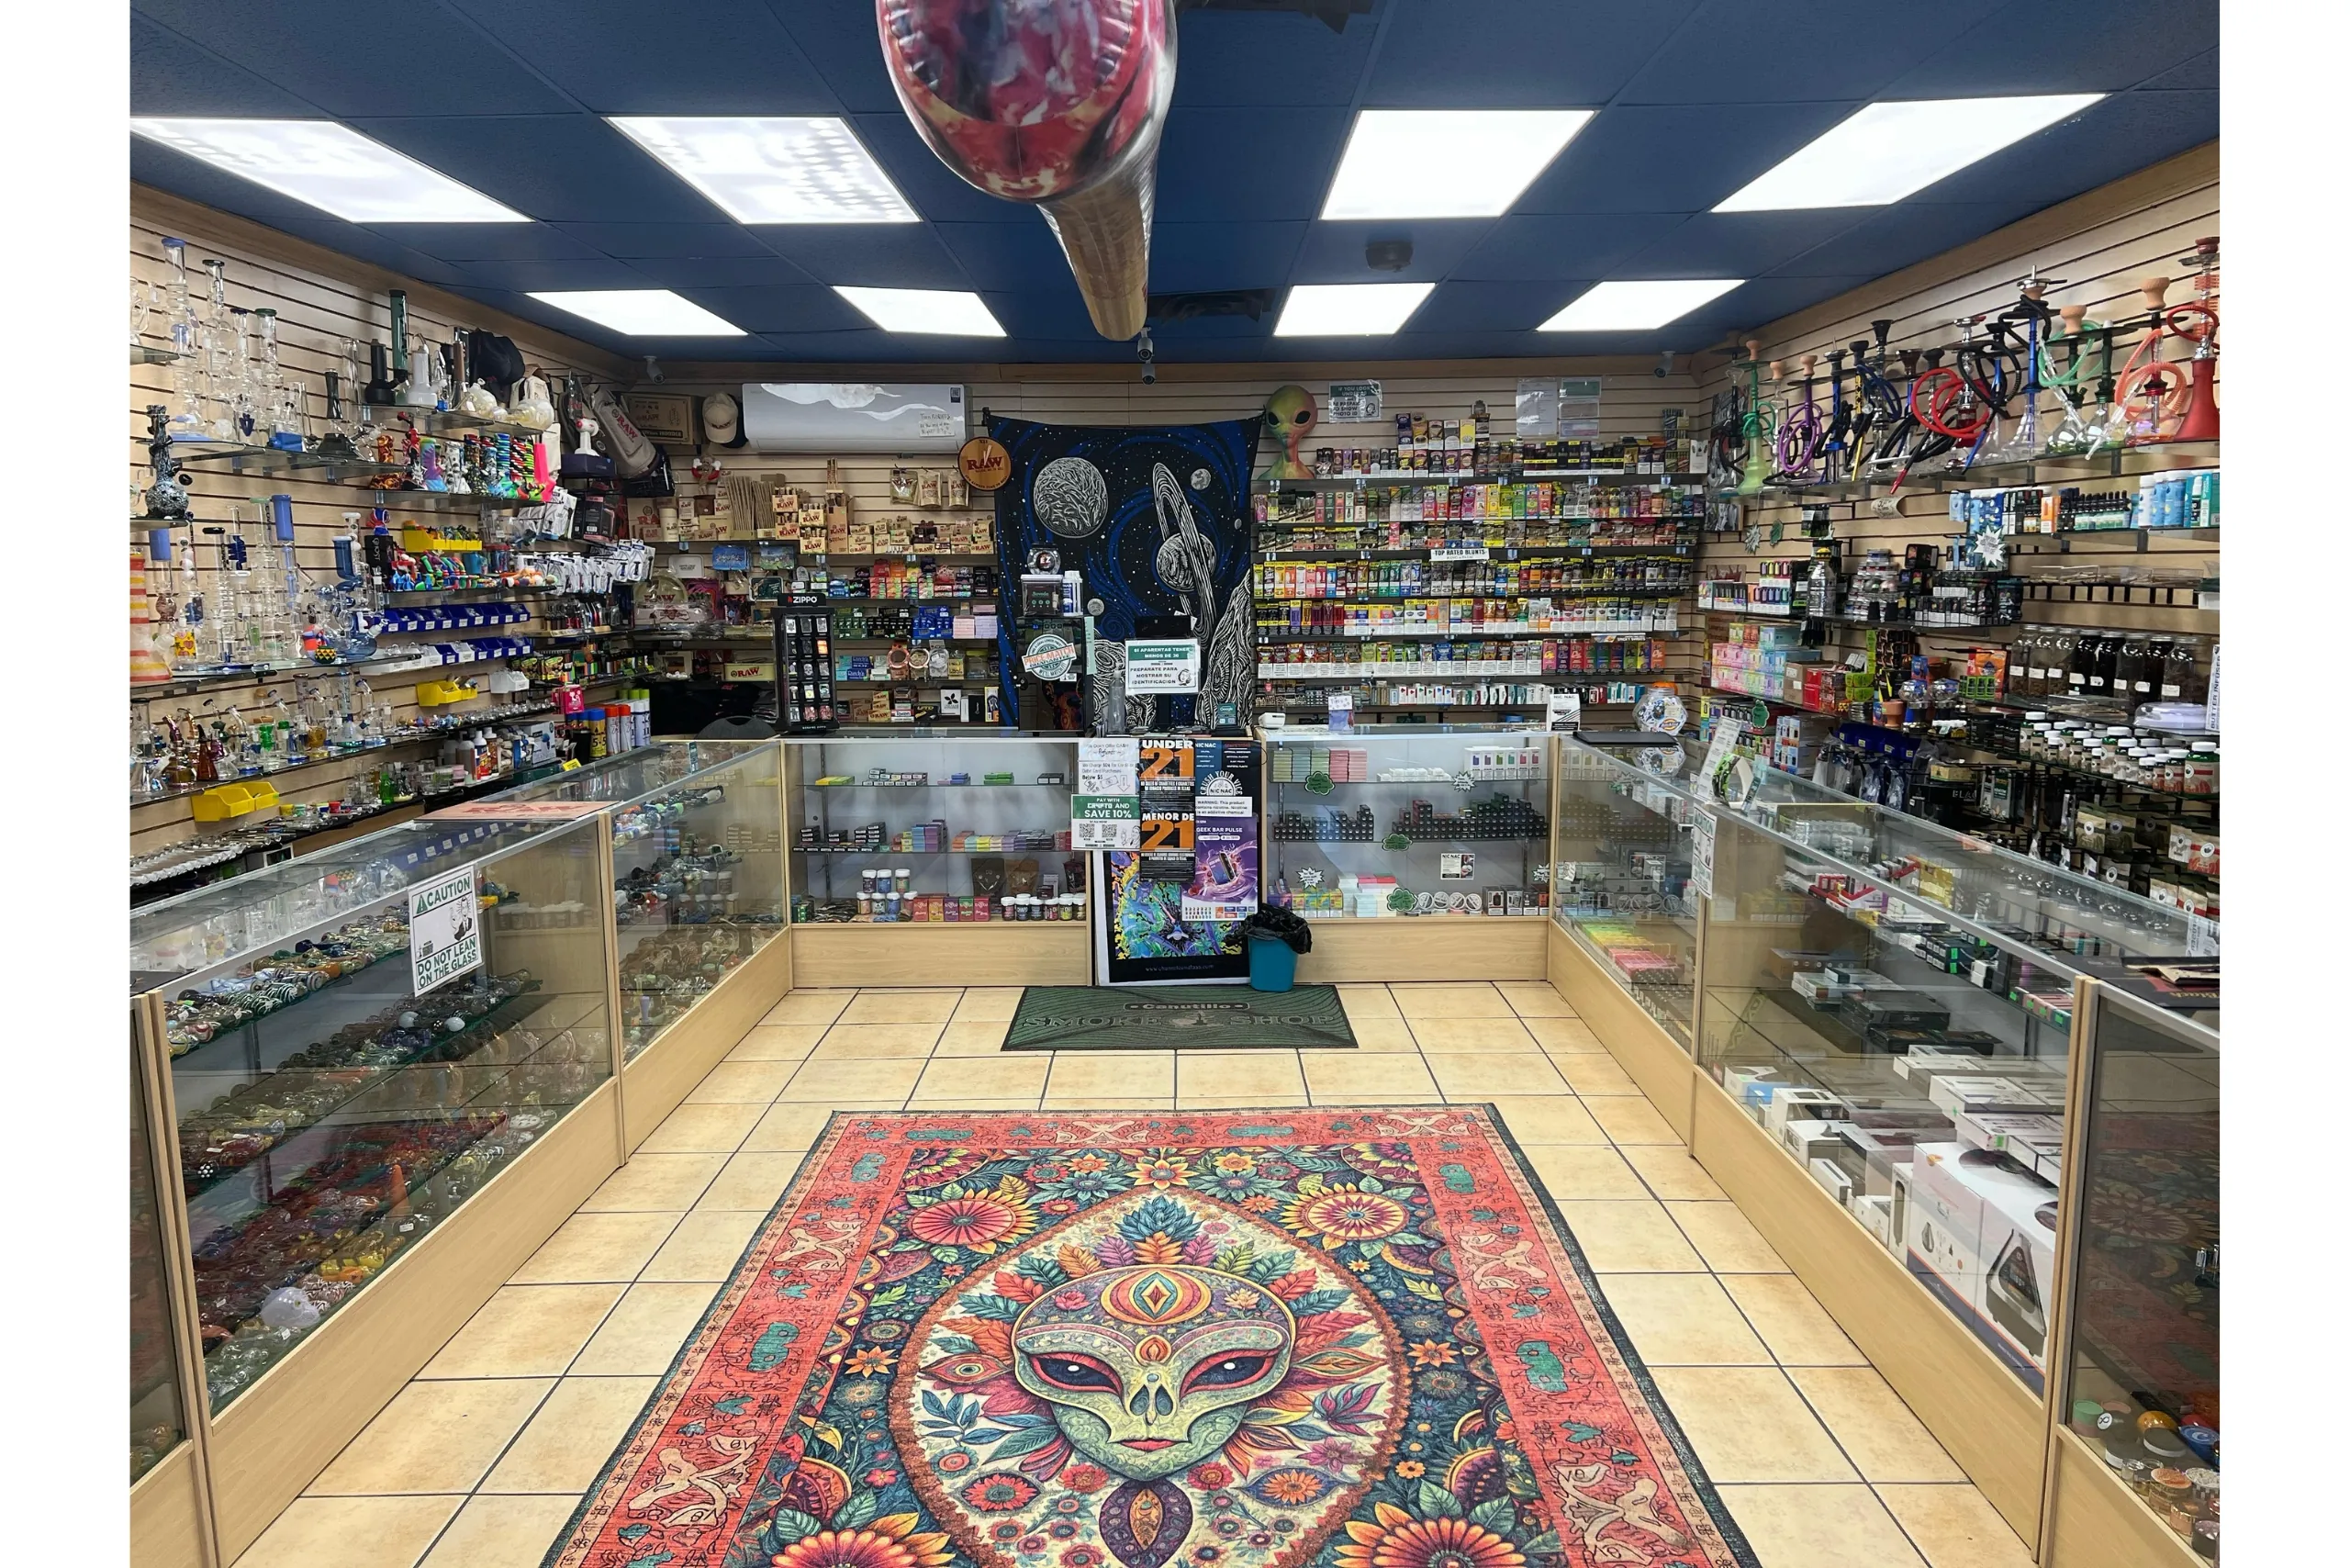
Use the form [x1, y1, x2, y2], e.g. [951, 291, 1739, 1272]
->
[1265, 470, 1704, 491]
[169, 441, 405, 483]
[1716, 441, 2219, 505]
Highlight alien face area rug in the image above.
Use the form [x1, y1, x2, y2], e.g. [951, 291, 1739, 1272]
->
[545, 1107, 1756, 1568]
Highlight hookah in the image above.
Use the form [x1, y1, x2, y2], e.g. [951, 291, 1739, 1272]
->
[2111, 275, 2191, 444]
[2169, 237, 2221, 442]
[1853, 320, 1912, 476]
[1819, 348, 1852, 484]
[1775, 353, 1825, 482]
[1986, 275, 2057, 462]
[2036, 303, 2106, 455]
[2080, 319, 2128, 452]
[1907, 319, 1998, 472]
[2111, 243, 2220, 444]
[1734, 341, 1775, 497]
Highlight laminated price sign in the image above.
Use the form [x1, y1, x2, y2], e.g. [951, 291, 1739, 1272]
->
[409, 864, 483, 995]
[1073, 738, 1141, 850]
[1125, 639, 1202, 696]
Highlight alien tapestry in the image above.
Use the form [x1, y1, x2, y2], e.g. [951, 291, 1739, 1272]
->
[544, 1107, 1757, 1568]
[985, 417, 1261, 734]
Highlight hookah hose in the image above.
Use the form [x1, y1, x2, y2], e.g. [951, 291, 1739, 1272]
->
[2114, 299, 2219, 437]
[1776, 355, 1823, 476]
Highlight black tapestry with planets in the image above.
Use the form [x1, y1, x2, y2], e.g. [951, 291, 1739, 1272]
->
[988, 416, 1262, 732]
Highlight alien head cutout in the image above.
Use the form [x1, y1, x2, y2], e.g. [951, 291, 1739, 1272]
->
[1263, 386, 1318, 480]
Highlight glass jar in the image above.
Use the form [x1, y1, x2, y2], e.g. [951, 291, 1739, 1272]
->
[2185, 745, 2217, 797]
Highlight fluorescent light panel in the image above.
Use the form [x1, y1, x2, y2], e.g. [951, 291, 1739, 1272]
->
[1715, 95, 2104, 211]
[129, 118, 526, 222]
[528, 290, 744, 336]
[1274, 283, 1434, 337]
[610, 117, 916, 223]
[1541, 279, 1742, 331]
[835, 286, 1005, 336]
[1322, 109, 1594, 219]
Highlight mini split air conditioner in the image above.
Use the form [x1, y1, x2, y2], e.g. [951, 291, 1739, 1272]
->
[738, 383, 968, 454]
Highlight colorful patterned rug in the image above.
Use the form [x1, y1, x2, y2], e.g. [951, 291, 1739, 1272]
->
[545, 1108, 1755, 1568]
[1002, 987, 1356, 1052]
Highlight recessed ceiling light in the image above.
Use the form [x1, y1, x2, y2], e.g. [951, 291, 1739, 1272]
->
[834, 287, 1006, 336]
[609, 117, 917, 223]
[527, 290, 745, 336]
[1540, 279, 1743, 331]
[1321, 109, 1594, 220]
[129, 118, 527, 222]
[1274, 283, 1435, 337]
[1714, 95, 2104, 211]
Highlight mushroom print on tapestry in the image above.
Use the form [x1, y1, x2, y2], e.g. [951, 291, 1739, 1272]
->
[543, 1106, 1758, 1568]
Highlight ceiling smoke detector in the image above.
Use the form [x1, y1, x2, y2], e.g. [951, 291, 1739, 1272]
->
[1365, 239, 1414, 273]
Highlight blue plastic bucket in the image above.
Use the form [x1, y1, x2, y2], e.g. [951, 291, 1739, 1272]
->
[1248, 933, 1298, 992]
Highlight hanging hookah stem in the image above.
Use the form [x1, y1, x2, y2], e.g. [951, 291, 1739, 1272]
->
[1821, 348, 1850, 484]
[2169, 236, 2220, 442]
[1736, 340, 1773, 497]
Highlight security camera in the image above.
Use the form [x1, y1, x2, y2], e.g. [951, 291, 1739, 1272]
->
[1136, 328, 1157, 386]
[1654, 350, 1676, 379]
[642, 354, 665, 384]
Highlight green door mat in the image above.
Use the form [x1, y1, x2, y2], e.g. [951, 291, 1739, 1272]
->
[1003, 985, 1356, 1050]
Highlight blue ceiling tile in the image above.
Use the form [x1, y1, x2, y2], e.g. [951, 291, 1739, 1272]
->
[131, 0, 580, 116]
[2139, 47, 2219, 92]
[552, 223, 778, 260]
[753, 226, 971, 288]
[1155, 108, 1351, 222]
[450, 257, 660, 292]
[1882, 0, 2221, 96]
[443, 0, 840, 114]
[1516, 104, 1857, 216]
[1613, 211, 1873, 279]
[776, 2, 902, 115]
[1675, 275, 1877, 340]
[685, 285, 870, 334]
[131, 13, 324, 116]
[633, 255, 824, 288]
[1363, 0, 1705, 106]
[932, 219, 1074, 293]
[1451, 214, 1689, 283]
[1148, 222, 1307, 293]
[1616, 0, 2008, 105]
[1915, 91, 2216, 208]
[1764, 202, 2034, 280]
[346, 115, 725, 223]
[985, 291, 1105, 342]
[1409, 281, 1571, 334]
[1291, 222, 1491, 285]
[1172, 7, 1377, 106]
[373, 222, 600, 262]
[846, 114, 1025, 224]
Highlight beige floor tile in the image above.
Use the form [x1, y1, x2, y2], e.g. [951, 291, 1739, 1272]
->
[786, 1056, 926, 1102]
[910, 1054, 1051, 1101]
[1177, 1051, 1306, 1098]
[1412, 1015, 1541, 1053]
[1619, 1143, 1728, 1201]
[1336, 983, 1401, 1021]
[1428, 1052, 1568, 1098]
[578, 1152, 727, 1213]
[420, 1284, 623, 1380]
[1595, 1273, 1773, 1365]
[509, 1212, 682, 1285]
[1791, 1369, 1964, 1481]
[726, 1024, 825, 1062]
[1342, 1015, 1420, 1052]
[1723, 1274, 1866, 1365]
[1525, 1016, 1608, 1053]
[308, 1378, 554, 1494]
[1391, 981, 1514, 1019]
[1585, 1093, 1680, 1144]
[682, 1059, 799, 1104]
[1177, 1095, 1313, 1109]
[901, 1098, 1046, 1116]
[1649, 1366, 1856, 1482]
[1494, 980, 1576, 1016]
[237, 1495, 464, 1568]
[640, 1206, 767, 1282]
[1718, 1484, 1927, 1568]
[839, 989, 962, 1025]
[1520, 1144, 1649, 1199]
[636, 1101, 765, 1153]
[742, 1101, 857, 1153]
[953, 987, 1025, 1022]
[482, 1375, 660, 1493]
[808, 1023, 945, 1059]
[1554, 1200, 1707, 1271]
[1046, 1052, 1176, 1097]
[1484, 1097, 1607, 1145]
[1550, 1051, 1639, 1093]
[419, 1495, 582, 1568]
[1039, 1097, 1177, 1111]
[569, 1282, 722, 1376]
[935, 1018, 1013, 1056]
[1874, 1484, 2033, 1568]
[698, 1150, 805, 1211]
[1302, 1052, 1441, 1103]
[1669, 1200, 1790, 1272]
[761, 991, 851, 1027]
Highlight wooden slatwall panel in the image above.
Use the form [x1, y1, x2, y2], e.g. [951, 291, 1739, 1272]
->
[129, 185, 630, 856]
[1693, 142, 2220, 674]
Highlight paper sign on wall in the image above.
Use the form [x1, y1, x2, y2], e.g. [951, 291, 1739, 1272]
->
[1691, 811, 1718, 899]
[1125, 639, 1202, 696]
[1326, 380, 1383, 422]
[409, 864, 483, 995]
[1559, 376, 1603, 439]
[1545, 691, 1582, 732]
[1073, 737, 1142, 850]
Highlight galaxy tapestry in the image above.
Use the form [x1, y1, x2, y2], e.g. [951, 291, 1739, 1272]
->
[988, 416, 1262, 732]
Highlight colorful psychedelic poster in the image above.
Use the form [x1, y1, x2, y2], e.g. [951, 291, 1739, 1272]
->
[1184, 799, 1259, 922]
[1100, 735, 1259, 983]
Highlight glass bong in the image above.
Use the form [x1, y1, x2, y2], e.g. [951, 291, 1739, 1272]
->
[199, 257, 239, 441]
[160, 238, 207, 437]
[316, 338, 364, 460]
[254, 308, 305, 452]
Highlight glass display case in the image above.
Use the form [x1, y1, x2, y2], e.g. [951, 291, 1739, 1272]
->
[2059, 985, 2220, 1555]
[129, 812, 617, 1412]
[499, 740, 785, 1059]
[131, 1024, 188, 1484]
[783, 734, 1086, 925]
[1263, 726, 1552, 922]
[1550, 740, 1702, 1047]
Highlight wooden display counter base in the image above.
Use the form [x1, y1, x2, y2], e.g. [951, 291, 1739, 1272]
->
[205, 1079, 625, 1561]
[1687, 1073, 2048, 1549]
[788, 921, 1091, 988]
[2045, 1426, 2199, 1566]
[131, 1440, 212, 1568]
[621, 931, 792, 1151]
[1546, 923, 1694, 1139]
[1296, 915, 1547, 983]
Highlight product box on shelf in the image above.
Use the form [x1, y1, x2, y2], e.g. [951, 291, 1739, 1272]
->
[1907, 1142, 2060, 1372]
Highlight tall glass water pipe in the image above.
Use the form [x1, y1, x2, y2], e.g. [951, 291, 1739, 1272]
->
[159, 240, 207, 437]
[255, 308, 301, 449]
[200, 259, 236, 439]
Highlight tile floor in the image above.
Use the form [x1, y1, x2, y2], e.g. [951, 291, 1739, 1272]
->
[233, 981, 2034, 1568]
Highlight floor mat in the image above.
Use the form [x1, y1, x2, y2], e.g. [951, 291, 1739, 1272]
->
[1002, 985, 1356, 1051]
[544, 1106, 1759, 1568]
